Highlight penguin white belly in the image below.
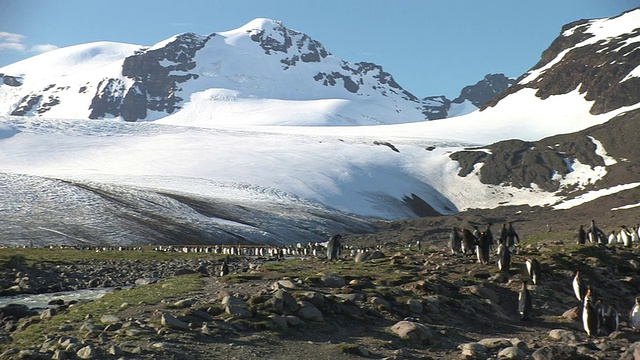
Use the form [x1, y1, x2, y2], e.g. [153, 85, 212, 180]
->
[631, 306, 640, 329]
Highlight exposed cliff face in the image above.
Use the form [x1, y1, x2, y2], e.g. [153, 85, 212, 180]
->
[484, 9, 640, 115]
[102, 33, 212, 121]
[452, 73, 515, 108]
[450, 108, 640, 195]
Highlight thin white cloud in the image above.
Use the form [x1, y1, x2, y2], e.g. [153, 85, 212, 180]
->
[30, 44, 59, 53]
[0, 31, 25, 43]
[0, 42, 26, 51]
[0, 31, 58, 54]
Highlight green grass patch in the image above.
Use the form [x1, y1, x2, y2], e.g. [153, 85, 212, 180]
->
[4, 273, 202, 350]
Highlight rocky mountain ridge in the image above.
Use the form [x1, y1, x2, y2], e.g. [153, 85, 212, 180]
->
[0, 19, 512, 124]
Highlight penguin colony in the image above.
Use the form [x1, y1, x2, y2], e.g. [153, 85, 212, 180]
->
[448, 220, 640, 336]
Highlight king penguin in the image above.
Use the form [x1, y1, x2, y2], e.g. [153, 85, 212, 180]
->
[583, 297, 598, 336]
[573, 270, 587, 303]
[497, 243, 511, 273]
[602, 304, 619, 335]
[629, 297, 640, 329]
[526, 258, 541, 285]
[518, 281, 533, 321]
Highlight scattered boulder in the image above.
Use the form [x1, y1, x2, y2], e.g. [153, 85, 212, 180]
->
[160, 313, 189, 330]
[458, 342, 488, 359]
[296, 302, 324, 322]
[354, 251, 385, 263]
[76, 345, 97, 359]
[531, 344, 576, 360]
[390, 321, 436, 344]
[548, 329, 581, 342]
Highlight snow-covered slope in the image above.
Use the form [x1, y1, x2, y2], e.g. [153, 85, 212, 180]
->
[0, 9, 639, 247]
[0, 19, 436, 125]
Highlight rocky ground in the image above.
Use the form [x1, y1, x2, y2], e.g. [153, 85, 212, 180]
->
[2, 215, 640, 360]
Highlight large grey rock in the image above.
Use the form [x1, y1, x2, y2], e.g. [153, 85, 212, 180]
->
[271, 279, 297, 290]
[321, 273, 346, 288]
[160, 313, 189, 330]
[335, 293, 366, 302]
[390, 321, 436, 344]
[478, 338, 512, 349]
[274, 288, 299, 312]
[531, 345, 576, 360]
[497, 346, 526, 360]
[76, 345, 97, 359]
[370, 296, 392, 311]
[548, 329, 581, 342]
[620, 342, 640, 360]
[354, 251, 385, 263]
[100, 314, 120, 324]
[407, 299, 423, 314]
[297, 302, 324, 322]
[225, 305, 253, 318]
[467, 284, 500, 303]
[221, 295, 246, 307]
[458, 342, 487, 359]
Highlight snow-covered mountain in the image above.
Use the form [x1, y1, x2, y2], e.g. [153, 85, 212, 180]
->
[0, 19, 444, 125]
[1, 9, 639, 247]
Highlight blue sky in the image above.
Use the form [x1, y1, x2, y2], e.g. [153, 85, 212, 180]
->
[0, 0, 636, 99]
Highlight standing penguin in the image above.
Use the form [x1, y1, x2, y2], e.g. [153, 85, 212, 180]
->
[583, 297, 598, 336]
[327, 234, 341, 260]
[588, 220, 607, 244]
[577, 225, 587, 245]
[573, 270, 587, 303]
[485, 223, 495, 252]
[461, 228, 477, 255]
[507, 222, 520, 251]
[220, 257, 230, 277]
[472, 226, 481, 241]
[607, 231, 617, 245]
[498, 223, 508, 247]
[526, 258, 541, 285]
[449, 227, 462, 255]
[518, 281, 533, 321]
[630, 297, 640, 329]
[476, 232, 491, 265]
[594, 299, 605, 335]
[497, 243, 511, 273]
[620, 226, 633, 248]
[602, 304, 618, 335]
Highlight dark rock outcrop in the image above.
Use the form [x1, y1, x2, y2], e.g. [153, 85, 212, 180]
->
[484, 9, 640, 115]
[450, 108, 640, 193]
[452, 73, 515, 108]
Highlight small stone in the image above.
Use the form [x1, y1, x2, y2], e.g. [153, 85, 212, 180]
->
[76, 345, 97, 359]
[172, 298, 195, 308]
[100, 314, 120, 324]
